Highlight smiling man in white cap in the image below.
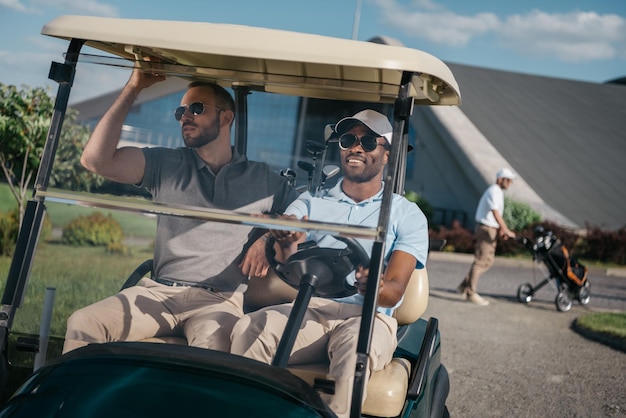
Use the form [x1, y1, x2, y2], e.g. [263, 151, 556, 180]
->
[458, 168, 517, 305]
[231, 109, 428, 417]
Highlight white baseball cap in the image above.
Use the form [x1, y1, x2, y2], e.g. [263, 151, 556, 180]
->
[497, 167, 517, 180]
[334, 109, 393, 144]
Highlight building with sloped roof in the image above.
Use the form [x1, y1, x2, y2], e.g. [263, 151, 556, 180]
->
[405, 63, 626, 231]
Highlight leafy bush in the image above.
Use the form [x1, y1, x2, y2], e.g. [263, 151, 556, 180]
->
[0, 209, 51, 256]
[50, 109, 104, 192]
[62, 212, 124, 247]
[503, 197, 542, 232]
[106, 241, 130, 256]
[497, 221, 583, 257]
[429, 220, 475, 253]
[404, 190, 434, 226]
[0, 210, 19, 256]
[581, 225, 626, 265]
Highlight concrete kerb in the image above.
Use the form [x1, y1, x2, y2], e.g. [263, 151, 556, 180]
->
[607, 267, 626, 278]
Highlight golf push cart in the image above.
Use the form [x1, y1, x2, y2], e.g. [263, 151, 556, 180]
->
[0, 15, 461, 417]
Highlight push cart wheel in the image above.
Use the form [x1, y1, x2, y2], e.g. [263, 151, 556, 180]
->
[517, 283, 533, 303]
[577, 282, 591, 305]
[555, 290, 572, 312]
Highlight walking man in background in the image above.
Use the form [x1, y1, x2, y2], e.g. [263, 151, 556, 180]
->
[458, 168, 517, 305]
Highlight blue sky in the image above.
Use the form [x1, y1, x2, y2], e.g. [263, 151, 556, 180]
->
[1, 0, 625, 103]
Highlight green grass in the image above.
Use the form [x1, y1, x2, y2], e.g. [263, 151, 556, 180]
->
[0, 182, 155, 338]
[0, 243, 153, 337]
[576, 312, 626, 339]
[0, 183, 17, 212]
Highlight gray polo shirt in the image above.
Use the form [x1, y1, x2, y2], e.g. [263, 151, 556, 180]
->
[140, 147, 296, 291]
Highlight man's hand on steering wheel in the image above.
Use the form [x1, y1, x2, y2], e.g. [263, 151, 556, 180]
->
[354, 266, 384, 295]
[269, 215, 307, 262]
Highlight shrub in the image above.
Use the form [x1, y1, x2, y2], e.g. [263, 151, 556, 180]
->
[581, 225, 626, 265]
[498, 221, 584, 257]
[503, 197, 542, 232]
[0, 210, 19, 256]
[430, 217, 626, 265]
[405, 190, 434, 226]
[106, 241, 130, 256]
[429, 220, 475, 253]
[62, 212, 124, 247]
[0, 209, 51, 256]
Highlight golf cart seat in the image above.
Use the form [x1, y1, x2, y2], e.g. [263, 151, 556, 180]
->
[274, 267, 430, 417]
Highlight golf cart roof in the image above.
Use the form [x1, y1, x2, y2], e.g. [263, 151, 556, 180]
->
[41, 15, 460, 105]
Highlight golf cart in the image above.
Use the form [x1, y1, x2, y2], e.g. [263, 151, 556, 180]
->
[0, 15, 460, 417]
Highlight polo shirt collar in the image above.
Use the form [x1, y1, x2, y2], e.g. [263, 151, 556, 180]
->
[329, 179, 385, 205]
[190, 146, 246, 170]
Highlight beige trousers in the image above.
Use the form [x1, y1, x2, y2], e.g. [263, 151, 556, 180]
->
[230, 297, 398, 418]
[460, 224, 498, 294]
[63, 277, 244, 354]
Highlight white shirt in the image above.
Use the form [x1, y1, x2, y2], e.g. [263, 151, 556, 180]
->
[475, 183, 503, 228]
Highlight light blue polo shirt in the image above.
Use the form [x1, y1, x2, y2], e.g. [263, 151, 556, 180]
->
[285, 179, 428, 316]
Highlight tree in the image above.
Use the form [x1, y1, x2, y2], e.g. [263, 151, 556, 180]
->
[0, 83, 53, 225]
[51, 109, 104, 193]
[0, 83, 101, 225]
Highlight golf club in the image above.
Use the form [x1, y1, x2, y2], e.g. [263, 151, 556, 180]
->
[297, 160, 315, 192]
[280, 168, 297, 187]
[317, 164, 340, 195]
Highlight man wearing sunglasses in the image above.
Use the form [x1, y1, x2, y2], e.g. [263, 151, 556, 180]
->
[231, 109, 428, 418]
[63, 67, 297, 354]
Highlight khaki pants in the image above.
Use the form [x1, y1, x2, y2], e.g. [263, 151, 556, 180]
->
[63, 277, 244, 354]
[231, 298, 398, 418]
[460, 224, 498, 294]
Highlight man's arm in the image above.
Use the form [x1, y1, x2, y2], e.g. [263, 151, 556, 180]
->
[491, 209, 516, 239]
[81, 68, 165, 184]
[239, 232, 272, 278]
[239, 179, 300, 277]
[355, 250, 416, 308]
[265, 215, 307, 263]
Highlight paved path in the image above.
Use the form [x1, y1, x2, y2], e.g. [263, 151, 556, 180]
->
[424, 252, 626, 418]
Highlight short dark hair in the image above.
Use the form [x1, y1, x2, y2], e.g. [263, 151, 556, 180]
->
[187, 81, 235, 112]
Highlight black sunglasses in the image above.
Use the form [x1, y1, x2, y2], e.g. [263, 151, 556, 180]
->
[338, 134, 386, 152]
[174, 102, 222, 121]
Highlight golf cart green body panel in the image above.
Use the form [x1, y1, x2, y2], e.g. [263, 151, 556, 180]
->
[4, 343, 335, 417]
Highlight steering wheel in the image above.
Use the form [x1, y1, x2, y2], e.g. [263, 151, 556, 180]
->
[265, 235, 370, 298]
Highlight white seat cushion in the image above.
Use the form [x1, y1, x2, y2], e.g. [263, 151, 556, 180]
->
[287, 357, 411, 417]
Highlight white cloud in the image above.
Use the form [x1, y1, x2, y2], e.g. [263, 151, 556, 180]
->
[372, 0, 626, 62]
[373, 0, 499, 46]
[32, 0, 118, 17]
[501, 10, 626, 62]
[0, 0, 34, 12]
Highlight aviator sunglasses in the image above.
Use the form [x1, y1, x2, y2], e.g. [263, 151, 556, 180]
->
[174, 102, 222, 121]
[338, 134, 387, 152]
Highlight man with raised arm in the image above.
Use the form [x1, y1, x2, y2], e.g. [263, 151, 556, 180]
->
[63, 67, 296, 353]
[231, 110, 428, 418]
